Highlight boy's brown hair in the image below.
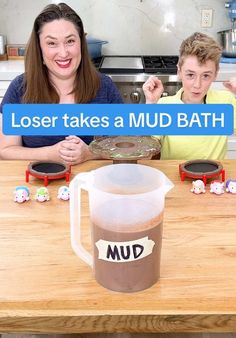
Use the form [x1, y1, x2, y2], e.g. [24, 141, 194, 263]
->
[178, 32, 222, 71]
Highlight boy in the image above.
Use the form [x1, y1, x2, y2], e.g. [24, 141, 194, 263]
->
[143, 32, 236, 160]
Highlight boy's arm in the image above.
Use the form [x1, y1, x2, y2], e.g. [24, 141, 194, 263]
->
[143, 76, 164, 103]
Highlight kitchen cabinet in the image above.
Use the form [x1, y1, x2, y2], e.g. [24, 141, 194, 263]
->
[0, 60, 24, 103]
[0, 80, 10, 103]
[210, 63, 236, 159]
[227, 136, 236, 158]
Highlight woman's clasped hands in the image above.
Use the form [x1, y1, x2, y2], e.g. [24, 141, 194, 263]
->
[59, 135, 93, 165]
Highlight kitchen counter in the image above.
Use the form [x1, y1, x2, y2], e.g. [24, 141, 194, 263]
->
[0, 59, 235, 80]
[0, 60, 24, 80]
[216, 62, 236, 81]
[1, 159, 236, 334]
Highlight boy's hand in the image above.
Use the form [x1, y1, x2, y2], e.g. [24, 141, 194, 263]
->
[142, 76, 164, 103]
[223, 77, 236, 93]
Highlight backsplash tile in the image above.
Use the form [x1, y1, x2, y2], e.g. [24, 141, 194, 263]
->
[0, 0, 231, 55]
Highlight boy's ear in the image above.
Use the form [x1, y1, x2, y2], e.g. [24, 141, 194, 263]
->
[177, 65, 182, 79]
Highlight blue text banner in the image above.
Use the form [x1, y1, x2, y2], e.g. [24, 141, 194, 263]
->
[2, 103, 234, 136]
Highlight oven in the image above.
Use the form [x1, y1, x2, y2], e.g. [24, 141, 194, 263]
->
[93, 55, 182, 103]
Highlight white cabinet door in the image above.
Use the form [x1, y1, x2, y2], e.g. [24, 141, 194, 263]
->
[227, 136, 236, 159]
[0, 80, 11, 103]
[210, 82, 236, 158]
[210, 82, 227, 91]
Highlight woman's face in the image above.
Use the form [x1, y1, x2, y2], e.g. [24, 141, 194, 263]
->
[39, 19, 81, 82]
[178, 55, 218, 103]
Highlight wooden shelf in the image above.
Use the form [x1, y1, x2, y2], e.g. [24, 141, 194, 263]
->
[0, 54, 8, 61]
[7, 56, 24, 60]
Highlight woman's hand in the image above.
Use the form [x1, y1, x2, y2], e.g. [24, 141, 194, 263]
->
[142, 76, 164, 103]
[58, 136, 94, 165]
[223, 77, 236, 93]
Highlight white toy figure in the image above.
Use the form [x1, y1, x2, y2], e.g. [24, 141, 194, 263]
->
[35, 187, 50, 202]
[190, 180, 206, 194]
[226, 179, 236, 194]
[210, 181, 224, 195]
[14, 186, 30, 203]
[57, 186, 70, 201]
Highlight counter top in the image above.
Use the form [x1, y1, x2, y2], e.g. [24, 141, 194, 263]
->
[0, 59, 235, 81]
[0, 60, 24, 80]
[1, 159, 236, 334]
[217, 62, 236, 81]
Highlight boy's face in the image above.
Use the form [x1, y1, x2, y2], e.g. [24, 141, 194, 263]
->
[178, 55, 218, 103]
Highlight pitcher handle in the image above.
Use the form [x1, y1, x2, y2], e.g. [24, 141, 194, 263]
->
[69, 172, 93, 267]
[163, 175, 175, 195]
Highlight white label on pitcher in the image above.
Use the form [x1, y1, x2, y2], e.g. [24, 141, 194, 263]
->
[95, 236, 155, 263]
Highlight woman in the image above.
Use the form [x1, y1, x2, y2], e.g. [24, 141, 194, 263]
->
[0, 3, 122, 165]
[143, 32, 236, 160]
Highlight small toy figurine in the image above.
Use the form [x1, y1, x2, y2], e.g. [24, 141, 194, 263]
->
[35, 187, 50, 202]
[226, 179, 236, 194]
[190, 180, 206, 194]
[14, 186, 30, 203]
[57, 186, 70, 201]
[210, 181, 224, 195]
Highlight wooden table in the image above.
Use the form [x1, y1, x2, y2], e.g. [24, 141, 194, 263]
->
[1, 160, 236, 334]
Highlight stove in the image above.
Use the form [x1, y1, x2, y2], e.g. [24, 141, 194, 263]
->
[92, 55, 181, 103]
[93, 55, 178, 74]
[143, 55, 179, 74]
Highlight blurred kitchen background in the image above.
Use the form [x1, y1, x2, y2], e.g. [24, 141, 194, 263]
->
[0, 0, 232, 55]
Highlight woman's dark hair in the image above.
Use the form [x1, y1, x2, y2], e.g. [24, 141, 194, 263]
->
[23, 3, 100, 103]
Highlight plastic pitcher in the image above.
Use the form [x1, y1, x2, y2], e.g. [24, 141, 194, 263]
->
[70, 163, 174, 292]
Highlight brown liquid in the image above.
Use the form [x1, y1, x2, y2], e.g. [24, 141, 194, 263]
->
[92, 214, 163, 293]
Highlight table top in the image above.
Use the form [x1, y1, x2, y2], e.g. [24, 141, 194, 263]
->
[1, 160, 236, 334]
